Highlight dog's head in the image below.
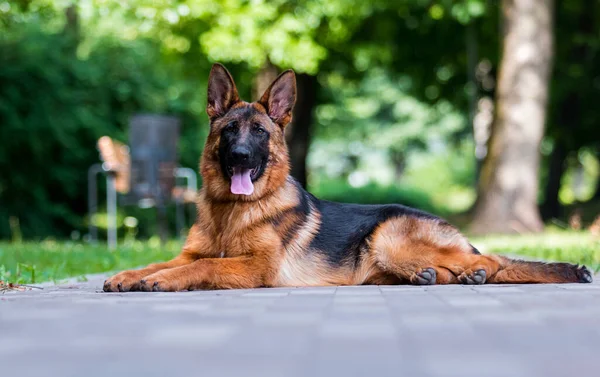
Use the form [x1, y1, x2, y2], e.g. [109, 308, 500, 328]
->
[200, 64, 296, 201]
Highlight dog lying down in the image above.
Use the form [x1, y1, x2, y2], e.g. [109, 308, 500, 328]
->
[103, 64, 592, 292]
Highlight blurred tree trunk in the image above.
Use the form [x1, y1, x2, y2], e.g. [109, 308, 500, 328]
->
[253, 62, 279, 101]
[542, 92, 580, 221]
[542, 92, 582, 220]
[254, 64, 317, 188]
[466, 21, 482, 182]
[542, 0, 594, 215]
[541, 141, 567, 220]
[390, 149, 406, 181]
[288, 73, 318, 188]
[594, 160, 600, 199]
[469, 0, 553, 234]
[63, 4, 80, 43]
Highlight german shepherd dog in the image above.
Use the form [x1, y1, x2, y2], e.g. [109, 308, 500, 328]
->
[103, 64, 592, 292]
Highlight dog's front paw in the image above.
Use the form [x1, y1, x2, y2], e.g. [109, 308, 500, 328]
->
[103, 270, 146, 292]
[138, 272, 185, 292]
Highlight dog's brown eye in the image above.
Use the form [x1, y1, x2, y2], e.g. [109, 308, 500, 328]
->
[225, 121, 238, 133]
[253, 124, 265, 134]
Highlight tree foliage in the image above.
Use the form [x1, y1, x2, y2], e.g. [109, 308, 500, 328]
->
[0, 7, 206, 238]
[1, 0, 600, 238]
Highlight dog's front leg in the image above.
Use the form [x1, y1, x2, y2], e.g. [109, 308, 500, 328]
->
[103, 224, 210, 292]
[103, 254, 194, 292]
[139, 256, 269, 292]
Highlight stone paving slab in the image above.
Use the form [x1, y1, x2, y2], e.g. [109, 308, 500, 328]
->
[1, 276, 600, 377]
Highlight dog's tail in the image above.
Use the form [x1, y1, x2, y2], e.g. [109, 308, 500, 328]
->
[486, 255, 593, 284]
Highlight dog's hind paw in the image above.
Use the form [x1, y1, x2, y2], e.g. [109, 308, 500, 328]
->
[458, 269, 487, 285]
[410, 267, 437, 285]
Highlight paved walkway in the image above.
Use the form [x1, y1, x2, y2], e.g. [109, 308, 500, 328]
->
[1, 275, 599, 377]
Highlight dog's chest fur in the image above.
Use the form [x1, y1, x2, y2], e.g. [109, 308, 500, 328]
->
[199, 185, 299, 257]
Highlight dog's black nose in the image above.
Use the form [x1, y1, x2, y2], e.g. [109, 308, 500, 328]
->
[231, 146, 251, 163]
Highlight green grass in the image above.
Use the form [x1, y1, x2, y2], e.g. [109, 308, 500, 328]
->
[1, 231, 598, 285]
[472, 231, 600, 273]
[311, 179, 442, 214]
[0, 240, 181, 284]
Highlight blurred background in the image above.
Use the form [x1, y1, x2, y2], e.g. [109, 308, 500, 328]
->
[1, 0, 599, 284]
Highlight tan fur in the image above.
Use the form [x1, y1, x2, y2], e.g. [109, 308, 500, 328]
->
[275, 201, 324, 286]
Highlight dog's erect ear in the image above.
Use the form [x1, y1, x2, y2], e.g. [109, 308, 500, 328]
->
[207, 63, 240, 119]
[258, 70, 296, 128]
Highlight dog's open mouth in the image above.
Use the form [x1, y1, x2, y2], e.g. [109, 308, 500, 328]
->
[227, 166, 260, 196]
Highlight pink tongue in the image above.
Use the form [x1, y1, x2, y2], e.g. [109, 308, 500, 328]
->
[230, 167, 254, 195]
